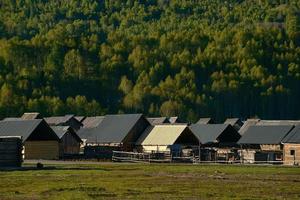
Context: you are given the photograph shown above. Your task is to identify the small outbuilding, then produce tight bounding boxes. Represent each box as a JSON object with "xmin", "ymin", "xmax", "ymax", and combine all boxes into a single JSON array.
[
  {"xmin": 0, "ymin": 119, "xmax": 60, "ymax": 160},
  {"xmin": 51, "ymin": 126, "xmax": 82, "ymax": 158},
  {"xmin": 282, "ymin": 126, "xmax": 300, "ymax": 165}
]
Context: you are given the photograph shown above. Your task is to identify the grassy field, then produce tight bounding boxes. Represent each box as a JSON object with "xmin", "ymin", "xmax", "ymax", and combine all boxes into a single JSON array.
[{"xmin": 0, "ymin": 163, "xmax": 300, "ymax": 200}]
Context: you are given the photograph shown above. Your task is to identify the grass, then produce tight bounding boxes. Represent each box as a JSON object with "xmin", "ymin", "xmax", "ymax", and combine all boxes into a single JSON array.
[{"xmin": 0, "ymin": 163, "xmax": 300, "ymax": 199}]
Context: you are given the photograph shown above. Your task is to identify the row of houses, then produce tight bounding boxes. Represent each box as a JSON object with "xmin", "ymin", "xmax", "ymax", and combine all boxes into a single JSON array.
[{"xmin": 0, "ymin": 113, "xmax": 300, "ymax": 166}]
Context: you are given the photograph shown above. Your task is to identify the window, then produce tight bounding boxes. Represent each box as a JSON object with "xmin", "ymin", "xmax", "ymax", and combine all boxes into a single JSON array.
[{"xmin": 290, "ymin": 150, "xmax": 295, "ymax": 156}]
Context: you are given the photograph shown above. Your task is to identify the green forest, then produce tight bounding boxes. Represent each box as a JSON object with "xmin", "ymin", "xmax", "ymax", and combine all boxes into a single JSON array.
[{"xmin": 0, "ymin": 0, "xmax": 300, "ymax": 122}]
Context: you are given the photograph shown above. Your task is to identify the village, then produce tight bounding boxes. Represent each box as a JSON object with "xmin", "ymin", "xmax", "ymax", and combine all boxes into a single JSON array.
[{"xmin": 1, "ymin": 112, "xmax": 300, "ymax": 168}]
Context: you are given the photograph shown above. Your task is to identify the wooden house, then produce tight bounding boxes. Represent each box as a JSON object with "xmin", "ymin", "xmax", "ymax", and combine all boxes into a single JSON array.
[
  {"xmin": 78, "ymin": 114, "xmax": 150, "ymax": 158},
  {"xmin": 282, "ymin": 126, "xmax": 300, "ymax": 165},
  {"xmin": 51, "ymin": 126, "xmax": 82, "ymax": 158},
  {"xmin": 0, "ymin": 119, "xmax": 60, "ymax": 160},
  {"xmin": 45, "ymin": 115, "xmax": 82, "ymax": 131},
  {"xmin": 238, "ymin": 125, "xmax": 294, "ymax": 163},
  {"xmin": 136, "ymin": 124, "xmax": 199, "ymax": 156},
  {"xmin": 189, "ymin": 124, "xmax": 241, "ymax": 161}
]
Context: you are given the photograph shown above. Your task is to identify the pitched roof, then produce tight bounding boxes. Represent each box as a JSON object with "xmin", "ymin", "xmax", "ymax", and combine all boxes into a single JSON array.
[
  {"xmin": 239, "ymin": 119, "xmax": 260, "ymax": 135},
  {"xmin": 282, "ymin": 126, "xmax": 300, "ymax": 143},
  {"xmin": 224, "ymin": 118, "xmax": 242, "ymax": 126},
  {"xmin": 51, "ymin": 126, "xmax": 82, "ymax": 142},
  {"xmin": 78, "ymin": 114, "xmax": 147, "ymax": 144},
  {"xmin": 238, "ymin": 125, "xmax": 294, "ymax": 145},
  {"xmin": 21, "ymin": 112, "xmax": 42, "ymax": 120},
  {"xmin": 169, "ymin": 117, "xmax": 181, "ymax": 124},
  {"xmin": 147, "ymin": 117, "xmax": 169, "ymax": 125},
  {"xmin": 75, "ymin": 116, "xmax": 86, "ymax": 123},
  {"xmin": 44, "ymin": 115, "xmax": 81, "ymax": 126},
  {"xmin": 196, "ymin": 118, "xmax": 214, "ymax": 124},
  {"xmin": 82, "ymin": 116, "xmax": 105, "ymax": 128},
  {"xmin": 256, "ymin": 120, "xmax": 300, "ymax": 126},
  {"xmin": 0, "ymin": 119, "xmax": 58, "ymax": 142},
  {"xmin": 136, "ymin": 125, "xmax": 194, "ymax": 146},
  {"xmin": 189, "ymin": 124, "xmax": 237, "ymax": 144}
]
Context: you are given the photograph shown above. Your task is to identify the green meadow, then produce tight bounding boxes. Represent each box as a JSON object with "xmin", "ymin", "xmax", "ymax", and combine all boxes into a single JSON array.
[{"xmin": 0, "ymin": 163, "xmax": 300, "ymax": 199}]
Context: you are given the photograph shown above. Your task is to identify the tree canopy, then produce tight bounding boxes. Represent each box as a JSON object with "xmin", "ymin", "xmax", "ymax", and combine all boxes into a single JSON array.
[{"xmin": 0, "ymin": 0, "xmax": 300, "ymax": 122}]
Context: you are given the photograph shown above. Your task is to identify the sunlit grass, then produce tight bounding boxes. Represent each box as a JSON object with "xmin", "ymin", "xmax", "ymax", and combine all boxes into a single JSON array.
[{"xmin": 0, "ymin": 163, "xmax": 300, "ymax": 199}]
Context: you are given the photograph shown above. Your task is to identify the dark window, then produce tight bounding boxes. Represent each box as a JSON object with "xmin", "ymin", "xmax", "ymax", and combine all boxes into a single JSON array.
[{"xmin": 290, "ymin": 150, "xmax": 295, "ymax": 156}]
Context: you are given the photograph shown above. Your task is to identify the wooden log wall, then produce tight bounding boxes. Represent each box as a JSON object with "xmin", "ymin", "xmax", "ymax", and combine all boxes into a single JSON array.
[{"xmin": 0, "ymin": 137, "xmax": 22, "ymax": 167}]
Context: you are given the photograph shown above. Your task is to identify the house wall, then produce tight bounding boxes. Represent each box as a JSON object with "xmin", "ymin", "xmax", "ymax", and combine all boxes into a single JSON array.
[
  {"xmin": 260, "ymin": 144, "xmax": 281, "ymax": 151},
  {"xmin": 59, "ymin": 132, "xmax": 80, "ymax": 157},
  {"xmin": 238, "ymin": 149, "xmax": 256, "ymax": 163},
  {"xmin": 140, "ymin": 145, "xmax": 169, "ymax": 153},
  {"xmin": 283, "ymin": 143, "xmax": 300, "ymax": 165},
  {"xmin": 24, "ymin": 141, "xmax": 59, "ymax": 160}
]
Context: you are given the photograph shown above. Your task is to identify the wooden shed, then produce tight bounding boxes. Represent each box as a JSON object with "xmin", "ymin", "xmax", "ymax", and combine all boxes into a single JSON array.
[
  {"xmin": 51, "ymin": 126, "xmax": 82, "ymax": 158},
  {"xmin": 0, "ymin": 136, "xmax": 23, "ymax": 167},
  {"xmin": 0, "ymin": 119, "xmax": 60, "ymax": 160}
]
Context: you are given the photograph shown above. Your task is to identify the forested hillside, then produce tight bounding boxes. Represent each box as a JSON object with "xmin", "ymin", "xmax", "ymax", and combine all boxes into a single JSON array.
[{"xmin": 0, "ymin": 0, "xmax": 300, "ymax": 121}]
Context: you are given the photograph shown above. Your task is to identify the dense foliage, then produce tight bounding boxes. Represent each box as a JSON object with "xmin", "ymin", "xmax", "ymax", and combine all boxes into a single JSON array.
[{"xmin": 0, "ymin": 0, "xmax": 300, "ymax": 121}]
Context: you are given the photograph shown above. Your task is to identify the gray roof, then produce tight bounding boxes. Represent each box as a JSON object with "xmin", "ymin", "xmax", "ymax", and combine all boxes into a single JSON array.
[
  {"xmin": 224, "ymin": 118, "xmax": 242, "ymax": 126},
  {"xmin": 147, "ymin": 117, "xmax": 169, "ymax": 125},
  {"xmin": 45, "ymin": 115, "xmax": 74, "ymax": 124},
  {"xmin": 256, "ymin": 120, "xmax": 300, "ymax": 126},
  {"xmin": 78, "ymin": 114, "xmax": 147, "ymax": 144},
  {"xmin": 238, "ymin": 125, "xmax": 294, "ymax": 145},
  {"xmin": 75, "ymin": 116, "xmax": 86, "ymax": 123},
  {"xmin": 189, "ymin": 124, "xmax": 235, "ymax": 144},
  {"xmin": 169, "ymin": 117, "xmax": 180, "ymax": 124},
  {"xmin": 21, "ymin": 112, "xmax": 42, "ymax": 120},
  {"xmin": 282, "ymin": 126, "xmax": 300, "ymax": 143},
  {"xmin": 82, "ymin": 116, "xmax": 105, "ymax": 128},
  {"xmin": 51, "ymin": 126, "xmax": 82, "ymax": 142},
  {"xmin": 0, "ymin": 119, "xmax": 58, "ymax": 142},
  {"xmin": 45, "ymin": 115, "xmax": 81, "ymax": 125},
  {"xmin": 239, "ymin": 119, "xmax": 260, "ymax": 135},
  {"xmin": 196, "ymin": 118, "xmax": 213, "ymax": 124}
]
